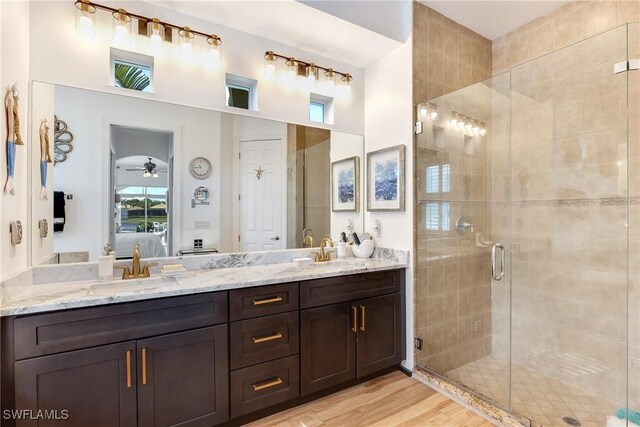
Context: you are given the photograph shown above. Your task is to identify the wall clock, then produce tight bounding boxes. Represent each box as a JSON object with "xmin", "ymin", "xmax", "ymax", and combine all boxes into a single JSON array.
[{"xmin": 189, "ymin": 157, "xmax": 212, "ymax": 180}]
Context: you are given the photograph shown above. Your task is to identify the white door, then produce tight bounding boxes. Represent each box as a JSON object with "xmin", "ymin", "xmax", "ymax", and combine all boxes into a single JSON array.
[{"xmin": 240, "ymin": 139, "xmax": 283, "ymax": 251}]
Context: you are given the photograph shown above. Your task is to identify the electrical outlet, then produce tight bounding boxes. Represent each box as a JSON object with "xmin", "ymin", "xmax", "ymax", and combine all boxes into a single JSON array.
[
  {"xmin": 194, "ymin": 221, "xmax": 211, "ymax": 230},
  {"xmin": 631, "ymin": 358, "xmax": 640, "ymax": 369},
  {"xmin": 474, "ymin": 320, "xmax": 482, "ymax": 332},
  {"xmin": 414, "ymin": 337, "xmax": 423, "ymax": 351}
]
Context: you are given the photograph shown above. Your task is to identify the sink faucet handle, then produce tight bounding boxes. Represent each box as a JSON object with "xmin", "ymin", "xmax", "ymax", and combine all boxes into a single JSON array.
[
  {"xmin": 141, "ymin": 262, "xmax": 159, "ymax": 278},
  {"xmin": 114, "ymin": 265, "xmax": 132, "ymax": 279}
]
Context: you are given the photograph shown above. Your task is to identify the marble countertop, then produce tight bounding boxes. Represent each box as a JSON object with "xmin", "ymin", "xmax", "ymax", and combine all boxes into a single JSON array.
[{"xmin": 0, "ymin": 258, "xmax": 407, "ymax": 317}]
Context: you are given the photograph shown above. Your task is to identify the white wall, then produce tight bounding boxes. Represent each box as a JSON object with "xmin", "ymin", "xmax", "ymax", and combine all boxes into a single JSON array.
[
  {"xmin": 1, "ymin": 1, "xmax": 30, "ymax": 278},
  {"xmin": 28, "ymin": 1, "xmax": 364, "ymax": 135},
  {"xmin": 363, "ymin": 39, "xmax": 414, "ymax": 368},
  {"xmin": 330, "ymin": 131, "xmax": 364, "ymax": 238},
  {"xmin": 53, "ymin": 86, "xmax": 221, "ymax": 260}
]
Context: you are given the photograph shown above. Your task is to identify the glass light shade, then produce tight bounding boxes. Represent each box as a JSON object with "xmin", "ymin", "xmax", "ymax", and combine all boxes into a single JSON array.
[
  {"xmin": 417, "ymin": 103, "xmax": 428, "ymax": 118},
  {"xmin": 338, "ymin": 73, "xmax": 352, "ymax": 97},
  {"xmin": 464, "ymin": 120, "xmax": 472, "ymax": 131},
  {"xmin": 75, "ymin": 1, "xmax": 97, "ymax": 40},
  {"xmin": 283, "ymin": 58, "xmax": 298, "ymax": 86},
  {"xmin": 306, "ymin": 64, "xmax": 317, "ymax": 82},
  {"xmin": 112, "ymin": 8, "xmax": 132, "ymax": 47},
  {"xmin": 147, "ymin": 19, "xmax": 165, "ymax": 55},
  {"xmin": 472, "ymin": 121, "xmax": 480, "ymax": 134},
  {"xmin": 205, "ymin": 35, "xmax": 222, "ymax": 69},
  {"xmin": 178, "ymin": 26, "xmax": 195, "ymax": 62},
  {"xmin": 430, "ymin": 110, "xmax": 438, "ymax": 120},
  {"xmin": 323, "ymin": 69, "xmax": 336, "ymax": 90},
  {"xmin": 264, "ymin": 51, "xmax": 277, "ymax": 79},
  {"xmin": 143, "ymin": 171, "xmax": 151, "ymax": 178},
  {"xmin": 479, "ymin": 126, "xmax": 487, "ymax": 136}
]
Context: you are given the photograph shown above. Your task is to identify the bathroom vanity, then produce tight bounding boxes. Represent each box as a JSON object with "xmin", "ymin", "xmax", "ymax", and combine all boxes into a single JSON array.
[{"xmin": 0, "ymin": 261, "xmax": 406, "ymax": 426}]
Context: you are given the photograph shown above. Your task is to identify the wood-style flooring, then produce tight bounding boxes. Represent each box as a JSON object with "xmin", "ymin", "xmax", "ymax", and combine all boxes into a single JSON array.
[{"xmin": 245, "ymin": 371, "xmax": 495, "ymax": 427}]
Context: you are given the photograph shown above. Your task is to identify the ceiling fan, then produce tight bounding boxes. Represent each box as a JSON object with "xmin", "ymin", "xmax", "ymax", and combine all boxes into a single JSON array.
[{"xmin": 125, "ymin": 157, "xmax": 167, "ymax": 177}]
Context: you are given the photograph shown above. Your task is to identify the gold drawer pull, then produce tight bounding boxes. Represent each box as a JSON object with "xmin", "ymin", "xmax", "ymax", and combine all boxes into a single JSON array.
[
  {"xmin": 252, "ymin": 377, "xmax": 283, "ymax": 391},
  {"xmin": 252, "ymin": 296, "xmax": 283, "ymax": 306},
  {"xmin": 252, "ymin": 332, "xmax": 283, "ymax": 344},
  {"xmin": 360, "ymin": 305, "xmax": 365, "ymax": 332},
  {"xmin": 352, "ymin": 305, "xmax": 357, "ymax": 333},
  {"xmin": 126, "ymin": 350, "xmax": 132, "ymax": 388},
  {"xmin": 142, "ymin": 347, "xmax": 147, "ymax": 385}
]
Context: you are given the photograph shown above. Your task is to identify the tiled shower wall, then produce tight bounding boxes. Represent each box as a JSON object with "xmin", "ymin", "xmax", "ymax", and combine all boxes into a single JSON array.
[{"xmin": 413, "ymin": 2, "xmax": 494, "ymax": 373}]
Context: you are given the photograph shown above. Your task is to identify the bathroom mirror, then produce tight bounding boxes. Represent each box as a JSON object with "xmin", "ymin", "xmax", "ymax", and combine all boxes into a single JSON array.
[{"xmin": 30, "ymin": 82, "xmax": 364, "ymax": 264}]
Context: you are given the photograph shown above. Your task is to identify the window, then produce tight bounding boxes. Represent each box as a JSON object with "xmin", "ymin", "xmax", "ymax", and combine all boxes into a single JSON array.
[
  {"xmin": 116, "ymin": 186, "xmax": 167, "ymax": 233},
  {"xmin": 309, "ymin": 101, "xmax": 325, "ymax": 123},
  {"xmin": 226, "ymin": 74, "xmax": 258, "ymax": 110},
  {"xmin": 425, "ymin": 163, "xmax": 451, "ymax": 232},
  {"xmin": 309, "ymin": 93, "xmax": 334, "ymax": 124},
  {"xmin": 110, "ymin": 48, "xmax": 153, "ymax": 93}
]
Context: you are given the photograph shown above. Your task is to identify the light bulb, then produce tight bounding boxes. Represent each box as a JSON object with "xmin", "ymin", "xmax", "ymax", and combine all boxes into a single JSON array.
[
  {"xmin": 282, "ymin": 58, "xmax": 298, "ymax": 87},
  {"xmin": 205, "ymin": 35, "xmax": 222, "ymax": 69},
  {"xmin": 112, "ymin": 9, "xmax": 132, "ymax": 47},
  {"xmin": 430, "ymin": 110, "xmax": 438, "ymax": 120},
  {"xmin": 75, "ymin": 0, "xmax": 96, "ymax": 40},
  {"xmin": 264, "ymin": 51, "xmax": 277, "ymax": 80},
  {"xmin": 457, "ymin": 119, "xmax": 465, "ymax": 129},
  {"xmin": 472, "ymin": 122, "xmax": 480, "ymax": 134},
  {"xmin": 324, "ymin": 69, "xmax": 336, "ymax": 91},
  {"xmin": 178, "ymin": 27, "xmax": 195, "ymax": 62},
  {"xmin": 450, "ymin": 117, "xmax": 458, "ymax": 127},
  {"xmin": 464, "ymin": 120, "xmax": 472, "ymax": 131},
  {"xmin": 147, "ymin": 19, "xmax": 165, "ymax": 55},
  {"xmin": 479, "ymin": 127, "xmax": 487, "ymax": 136},
  {"xmin": 306, "ymin": 64, "xmax": 317, "ymax": 82},
  {"xmin": 417, "ymin": 103, "xmax": 428, "ymax": 118}
]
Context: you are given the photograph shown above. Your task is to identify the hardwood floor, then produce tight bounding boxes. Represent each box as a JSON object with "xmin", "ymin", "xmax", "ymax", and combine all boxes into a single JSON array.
[{"xmin": 244, "ymin": 371, "xmax": 495, "ymax": 427}]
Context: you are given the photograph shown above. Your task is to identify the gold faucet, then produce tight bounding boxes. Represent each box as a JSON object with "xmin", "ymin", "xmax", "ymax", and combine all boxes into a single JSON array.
[
  {"xmin": 315, "ymin": 237, "xmax": 333, "ymax": 262},
  {"xmin": 303, "ymin": 235, "xmax": 315, "ymax": 248},
  {"xmin": 114, "ymin": 244, "xmax": 158, "ymax": 279}
]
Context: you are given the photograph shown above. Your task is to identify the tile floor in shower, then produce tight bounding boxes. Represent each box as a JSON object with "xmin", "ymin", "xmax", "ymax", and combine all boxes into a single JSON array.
[{"xmin": 447, "ymin": 355, "xmax": 619, "ymax": 427}]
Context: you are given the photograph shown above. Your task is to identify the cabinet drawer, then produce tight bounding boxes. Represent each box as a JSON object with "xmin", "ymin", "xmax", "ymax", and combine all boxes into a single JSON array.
[
  {"xmin": 300, "ymin": 270, "xmax": 402, "ymax": 309},
  {"xmin": 230, "ymin": 355, "xmax": 299, "ymax": 418},
  {"xmin": 14, "ymin": 292, "xmax": 227, "ymax": 360},
  {"xmin": 230, "ymin": 283, "xmax": 298, "ymax": 321},
  {"xmin": 230, "ymin": 311, "xmax": 299, "ymax": 369}
]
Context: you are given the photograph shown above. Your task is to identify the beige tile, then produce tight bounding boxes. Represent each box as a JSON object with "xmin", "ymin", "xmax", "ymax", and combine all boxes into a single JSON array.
[
  {"xmin": 427, "ymin": 20, "xmax": 444, "ymax": 53},
  {"xmin": 553, "ymin": 7, "xmax": 584, "ymax": 49},
  {"xmin": 582, "ymin": 0, "xmax": 619, "ymax": 37},
  {"xmin": 527, "ymin": 22, "xmax": 554, "ymax": 59},
  {"xmin": 426, "ymin": 50, "xmax": 443, "ymax": 83},
  {"xmin": 506, "ymin": 34, "xmax": 529, "ymax": 68},
  {"xmin": 619, "ymin": 0, "xmax": 640, "ymax": 24}
]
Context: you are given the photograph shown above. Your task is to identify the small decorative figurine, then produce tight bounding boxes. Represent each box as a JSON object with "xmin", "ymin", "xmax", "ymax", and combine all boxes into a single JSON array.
[
  {"xmin": 4, "ymin": 84, "xmax": 24, "ymax": 195},
  {"xmin": 40, "ymin": 119, "xmax": 53, "ymax": 200}
]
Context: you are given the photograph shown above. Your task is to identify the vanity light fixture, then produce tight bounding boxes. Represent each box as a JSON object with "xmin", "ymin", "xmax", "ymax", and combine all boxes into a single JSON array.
[
  {"xmin": 263, "ymin": 50, "xmax": 353, "ymax": 95},
  {"xmin": 112, "ymin": 8, "xmax": 132, "ymax": 47},
  {"xmin": 73, "ymin": 1, "xmax": 222, "ymax": 64},
  {"xmin": 75, "ymin": 0, "xmax": 97, "ymax": 40},
  {"xmin": 449, "ymin": 111, "xmax": 486, "ymax": 135},
  {"xmin": 417, "ymin": 102, "xmax": 438, "ymax": 120}
]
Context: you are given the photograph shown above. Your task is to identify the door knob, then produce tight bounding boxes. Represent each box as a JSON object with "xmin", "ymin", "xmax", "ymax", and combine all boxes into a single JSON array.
[{"xmin": 270, "ymin": 236, "xmax": 280, "ymax": 241}]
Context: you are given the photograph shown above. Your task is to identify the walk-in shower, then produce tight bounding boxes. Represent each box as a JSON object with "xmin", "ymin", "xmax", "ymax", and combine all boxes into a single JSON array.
[{"xmin": 414, "ymin": 23, "xmax": 639, "ymax": 427}]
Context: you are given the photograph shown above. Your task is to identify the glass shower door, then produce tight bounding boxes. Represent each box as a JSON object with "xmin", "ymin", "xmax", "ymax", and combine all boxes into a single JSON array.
[{"xmin": 508, "ymin": 25, "xmax": 630, "ymax": 427}]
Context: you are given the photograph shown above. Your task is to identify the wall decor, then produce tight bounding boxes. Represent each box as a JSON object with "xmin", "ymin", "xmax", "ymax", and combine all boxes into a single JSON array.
[
  {"xmin": 54, "ymin": 115, "xmax": 74, "ymax": 163},
  {"xmin": 367, "ymin": 145, "xmax": 405, "ymax": 212},
  {"xmin": 10, "ymin": 220, "xmax": 23, "ymax": 245},
  {"xmin": 40, "ymin": 119, "xmax": 53, "ymax": 200},
  {"xmin": 331, "ymin": 156, "xmax": 359, "ymax": 212},
  {"xmin": 4, "ymin": 84, "xmax": 24, "ymax": 195},
  {"xmin": 189, "ymin": 157, "xmax": 212, "ymax": 180}
]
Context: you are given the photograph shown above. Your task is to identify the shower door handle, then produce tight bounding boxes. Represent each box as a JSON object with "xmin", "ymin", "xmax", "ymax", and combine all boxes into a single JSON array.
[{"xmin": 491, "ymin": 243, "xmax": 505, "ymax": 281}]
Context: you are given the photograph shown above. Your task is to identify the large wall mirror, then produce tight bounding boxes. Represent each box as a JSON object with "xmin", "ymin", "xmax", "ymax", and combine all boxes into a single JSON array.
[{"xmin": 30, "ymin": 82, "xmax": 364, "ymax": 264}]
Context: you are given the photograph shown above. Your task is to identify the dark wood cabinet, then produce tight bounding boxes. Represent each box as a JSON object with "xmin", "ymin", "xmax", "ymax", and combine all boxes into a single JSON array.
[
  {"xmin": 14, "ymin": 341, "xmax": 137, "ymax": 427},
  {"xmin": 356, "ymin": 293, "xmax": 403, "ymax": 378},
  {"xmin": 137, "ymin": 326, "xmax": 229, "ymax": 427},
  {"xmin": 300, "ymin": 302, "xmax": 357, "ymax": 395},
  {"xmin": 2, "ymin": 268, "xmax": 405, "ymax": 426}
]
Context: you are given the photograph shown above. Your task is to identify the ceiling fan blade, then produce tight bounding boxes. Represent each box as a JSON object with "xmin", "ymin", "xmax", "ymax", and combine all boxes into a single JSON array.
[{"xmin": 125, "ymin": 168, "xmax": 146, "ymax": 171}]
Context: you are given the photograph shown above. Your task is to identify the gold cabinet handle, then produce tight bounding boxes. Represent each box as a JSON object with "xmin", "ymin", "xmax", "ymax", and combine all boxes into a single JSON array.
[
  {"xmin": 252, "ymin": 296, "xmax": 283, "ymax": 305},
  {"xmin": 360, "ymin": 305, "xmax": 365, "ymax": 332},
  {"xmin": 126, "ymin": 350, "xmax": 132, "ymax": 388},
  {"xmin": 252, "ymin": 332, "xmax": 283, "ymax": 344},
  {"xmin": 141, "ymin": 347, "xmax": 147, "ymax": 385},
  {"xmin": 352, "ymin": 305, "xmax": 357, "ymax": 333},
  {"xmin": 252, "ymin": 377, "xmax": 283, "ymax": 391}
]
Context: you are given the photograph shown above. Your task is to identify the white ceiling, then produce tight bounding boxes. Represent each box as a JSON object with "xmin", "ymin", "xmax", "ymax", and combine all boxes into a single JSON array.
[
  {"xmin": 150, "ymin": 1, "xmax": 403, "ymax": 67},
  {"xmin": 421, "ymin": 1, "xmax": 569, "ymax": 40}
]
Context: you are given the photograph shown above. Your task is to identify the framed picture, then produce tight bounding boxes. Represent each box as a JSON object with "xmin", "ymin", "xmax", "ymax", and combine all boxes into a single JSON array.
[
  {"xmin": 367, "ymin": 145, "xmax": 405, "ymax": 212},
  {"xmin": 331, "ymin": 156, "xmax": 360, "ymax": 212}
]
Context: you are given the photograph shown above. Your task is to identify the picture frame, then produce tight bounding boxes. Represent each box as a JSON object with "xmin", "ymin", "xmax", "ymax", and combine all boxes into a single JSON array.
[
  {"xmin": 367, "ymin": 145, "xmax": 405, "ymax": 212},
  {"xmin": 331, "ymin": 156, "xmax": 360, "ymax": 212}
]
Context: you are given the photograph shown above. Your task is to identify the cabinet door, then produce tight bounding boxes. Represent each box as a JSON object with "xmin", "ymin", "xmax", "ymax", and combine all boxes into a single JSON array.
[
  {"xmin": 357, "ymin": 293, "xmax": 403, "ymax": 378},
  {"xmin": 137, "ymin": 326, "xmax": 229, "ymax": 427},
  {"xmin": 300, "ymin": 302, "xmax": 356, "ymax": 396},
  {"xmin": 14, "ymin": 341, "xmax": 137, "ymax": 427}
]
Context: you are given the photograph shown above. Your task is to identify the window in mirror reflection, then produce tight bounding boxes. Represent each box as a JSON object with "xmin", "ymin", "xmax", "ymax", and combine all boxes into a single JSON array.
[
  {"xmin": 226, "ymin": 84, "xmax": 250, "ymax": 109},
  {"xmin": 113, "ymin": 60, "xmax": 152, "ymax": 93},
  {"xmin": 116, "ymin": 186, "xmax": 168, "ymax": 238},
  {"xmin": 426, "ymin": 202, "xmax": 450, "ymax": 231},
  {"xmin": 425, "ymin": 163, "xmax": 450, "ymax": 232}
]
